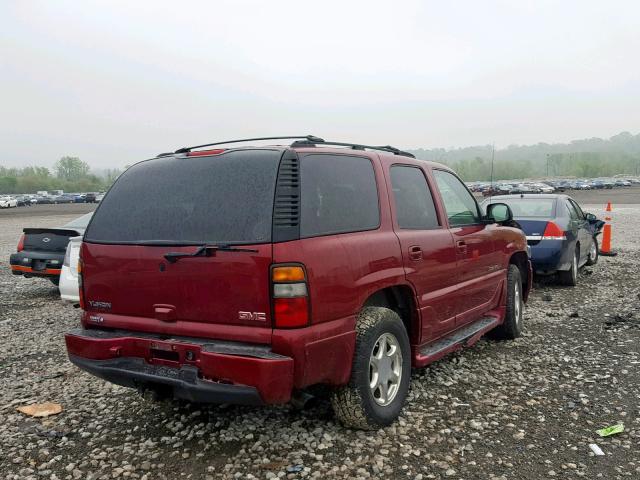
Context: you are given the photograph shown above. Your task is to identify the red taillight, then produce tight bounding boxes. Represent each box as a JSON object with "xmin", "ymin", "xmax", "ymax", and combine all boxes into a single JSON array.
[
  {"xmin": 77, "ymin": 256, "xmax": 85, "ymax": 309},
  {"xmin": 273, "ymin": 297, "xmax": 309, "ymax": 328},
  {"xmin": 186, "ymin": 149, "xmax": 226, "ymax": 157},
  {"xmin": 542, "ymin": 221, "xmax": 566, "ymax": 240},
  {"xmin": 271, "ymin": 264, "xmax": 309, "ymax": 328},
  {"xmin": 17, "ymin": 234, "xmax": 25, "ymax": 252}
]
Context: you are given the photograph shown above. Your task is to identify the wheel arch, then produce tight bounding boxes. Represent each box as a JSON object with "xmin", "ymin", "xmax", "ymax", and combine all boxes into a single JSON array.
[
  {"xmin": 363, "ymin": 285, "xmax": 419, "ymax": 343},
  {"xmin": 509, "ymin": 251, "xmax": 531, "ymax": 302}
]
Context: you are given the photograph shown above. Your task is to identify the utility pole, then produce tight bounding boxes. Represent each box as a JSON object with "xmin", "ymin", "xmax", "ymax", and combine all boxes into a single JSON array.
[{"xmin": 546, "ymin": 153, "xmax": 550, "ymax": 178}]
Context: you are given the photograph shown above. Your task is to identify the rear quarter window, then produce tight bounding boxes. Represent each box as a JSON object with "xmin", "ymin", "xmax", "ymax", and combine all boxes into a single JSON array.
[{"xmin": 300, "ymin": 154, "xmax": 379, "ymax": 237}]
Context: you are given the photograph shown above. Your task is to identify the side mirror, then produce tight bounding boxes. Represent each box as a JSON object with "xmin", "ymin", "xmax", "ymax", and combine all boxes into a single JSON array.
[
  {"xmin": 585, "ymin": 212, "xmax": 597, "ymax": 222},
  {"xmin": 486, "ymin": 202, "xmax": 514, "ymax": 224}
]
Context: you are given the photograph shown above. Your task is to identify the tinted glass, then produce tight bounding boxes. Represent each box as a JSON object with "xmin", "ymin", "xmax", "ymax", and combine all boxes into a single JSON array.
[
  {"xmin": 300, "ymin": 154, "xmax": 379, "ymax": 237},
  {"xmin": 569, "ymin": 199, "xmax": 585, "ymax": 219},
  {"xmin": 483, "ymin": 198, "xmax": 556, "ymax": 218},
  {"xmin": 85, "ymin": 150, "xmax": 281, "ymax": 244},
  {"xmin": 433, "ymin": 170, "xmax": 480, "ymax": 226},
  {"xmin": 390, "ymin": 166, "xmax": 439, "ymax": 229},
  {"xmin": 566, "ymin": 201, "xmax": 581, "ymax": 220}
]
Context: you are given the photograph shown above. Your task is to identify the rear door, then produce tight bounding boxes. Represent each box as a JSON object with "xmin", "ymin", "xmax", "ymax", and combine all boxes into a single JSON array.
[
  {"xmin": 432, "ymin": 170, "xmax": 503, "ymax": 326},
  {"xmin": 388, "ymin": 164, "xmax": 459, "ymax": 342},
  {"xmin": 81, "ymin": 149, "xmax": 283, "ymax": 334},
  {"xmin": 567, "ymin": 198, "xmax": 592, "ymax": 266}
]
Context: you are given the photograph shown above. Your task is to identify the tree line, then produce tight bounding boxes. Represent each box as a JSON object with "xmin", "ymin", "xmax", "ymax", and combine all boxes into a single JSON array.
[
  {"xmin": 0, "ymin": 157, "xmax": 121, "ymax": 194},
  {"xmin": 408, "ymin": 131, "xmax": 640, "ymax": 181},
  {"xmin": 2, "ymin": 132, "xmax": 640, "ymax": 193}
]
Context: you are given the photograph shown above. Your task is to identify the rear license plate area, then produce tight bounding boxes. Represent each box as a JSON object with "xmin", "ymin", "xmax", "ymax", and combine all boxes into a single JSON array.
[{"xmin": 150, "ymin": 348, "xmax": 180, "ymax": 363}]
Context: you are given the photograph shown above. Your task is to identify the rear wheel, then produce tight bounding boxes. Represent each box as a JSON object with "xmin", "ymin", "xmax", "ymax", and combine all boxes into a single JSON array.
[
  {"xmin": 558, "ymin": 247, "xmax": 578, "ymax": 286},
  {"xmin": 586, "ymin": 237, "xmax": 599, "ymax": 266},
  {"xmin": 490, "ymin": 264, "xmax": 523, "ymax": 340},
  {"xmin": 331, "ymin": 307, "xmax": 411, "ymax": 430}
]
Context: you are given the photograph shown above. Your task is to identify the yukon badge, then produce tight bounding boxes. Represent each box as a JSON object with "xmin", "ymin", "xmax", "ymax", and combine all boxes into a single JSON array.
[
  {"xmin": 239, "ymin": 311, "xmax": 266, "ymax": 322},
  {"xmin": 88, "ymin": 300, "xmax": 112, "ymax": 310}
]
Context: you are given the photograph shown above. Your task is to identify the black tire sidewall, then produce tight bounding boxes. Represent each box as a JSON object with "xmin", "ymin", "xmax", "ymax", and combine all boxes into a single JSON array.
[
  {"xmin": 353, "ymin": 310, "xmax": 411, "ymax": 427},
  {"xmin": 587, "ymin": 237, "xmax": 599, "ymax": 265},
  {"xmin": 504, "ymin": 265, "xmax": 523, "ymax": 338}
]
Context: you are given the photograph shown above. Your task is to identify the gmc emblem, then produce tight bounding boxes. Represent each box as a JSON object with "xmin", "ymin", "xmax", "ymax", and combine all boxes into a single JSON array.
[{"xmin": 238, "ymin": 311, "xmax": 266, "ymax": 322}]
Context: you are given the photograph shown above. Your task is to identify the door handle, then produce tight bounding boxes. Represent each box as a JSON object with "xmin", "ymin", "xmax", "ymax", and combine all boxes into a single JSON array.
[
  {"xmin": 409, "ymin": 245, "xmax": 422, "ymax": 261},
  {"xmin": 456, "ymin": 240, "xmax": 468, "ymax": 254}
]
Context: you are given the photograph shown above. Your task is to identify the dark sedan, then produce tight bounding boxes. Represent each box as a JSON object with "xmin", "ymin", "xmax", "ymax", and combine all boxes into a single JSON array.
[
  {"xmin": 9, "ymin": 213, "xmax": 93, "ymax": 286},
  {"xmin": 482, "ymin": 194, "xmax": 603, "ymax": 286}
]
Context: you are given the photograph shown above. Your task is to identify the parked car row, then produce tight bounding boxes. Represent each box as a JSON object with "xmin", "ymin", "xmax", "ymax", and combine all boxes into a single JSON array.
[
  {"xmin": 0, "ymin": 192, "xmax": 104, "ymax": 208},
  {"xmin": 468, "ymin": 177, "xmax": 639, "ymax": 196},
  {"xmin": 6, "ymin": 136, "xmax": 608, "ymax": 431}
]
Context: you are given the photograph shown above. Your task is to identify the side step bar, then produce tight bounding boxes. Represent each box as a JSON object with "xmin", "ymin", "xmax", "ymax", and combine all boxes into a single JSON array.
[{"xmin": 414, "ymin": 316, "xmax": 500, "ymax": 367}]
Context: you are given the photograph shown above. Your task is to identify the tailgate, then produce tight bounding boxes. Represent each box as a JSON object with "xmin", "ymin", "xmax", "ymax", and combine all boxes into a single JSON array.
[{"xmin": 81, "ymin": 242, "xmax": 273, "ymax": 328}]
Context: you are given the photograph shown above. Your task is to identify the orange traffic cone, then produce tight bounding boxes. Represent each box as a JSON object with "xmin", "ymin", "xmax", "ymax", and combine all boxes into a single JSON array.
[{"xmin": 600, "ymin": 202, "xmax": 617, "ymax": 256}]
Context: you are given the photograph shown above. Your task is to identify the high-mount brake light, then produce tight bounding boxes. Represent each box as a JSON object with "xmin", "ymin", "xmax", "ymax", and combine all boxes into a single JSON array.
[
  {"xmin": 271, "ymin": 264, "xmax": 309, "ymax": 328},
  {"xmin": 185, "ymin": 149, "xmax": 226, "ymax": 157},
  {"xmin": 542, "ymin": 221, "xmax": 566, "ymax": 240},
  {"xmin": 17, "ymin": 234, "xmax": 25, "ymax": 252}
]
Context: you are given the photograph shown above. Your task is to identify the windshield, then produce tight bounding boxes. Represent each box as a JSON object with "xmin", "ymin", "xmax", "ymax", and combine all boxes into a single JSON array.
[
  {"xmin": 84, "ymin": 149, "xmax": 282, "ymax": 244},
  {"xmin": 484, "ymin": 198, "xmax": 556, "ymax": 218}
]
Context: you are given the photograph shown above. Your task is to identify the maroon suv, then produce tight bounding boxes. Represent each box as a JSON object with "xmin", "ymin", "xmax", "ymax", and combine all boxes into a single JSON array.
[{"xmin": 65, "ymin": 136, "xmax": 531, "ymax": 429}]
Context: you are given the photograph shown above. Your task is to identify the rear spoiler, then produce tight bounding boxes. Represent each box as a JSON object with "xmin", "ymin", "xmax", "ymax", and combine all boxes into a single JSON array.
[{"xmin": 23, "ymin": 228, "xmax": 82, "ymax": 236}]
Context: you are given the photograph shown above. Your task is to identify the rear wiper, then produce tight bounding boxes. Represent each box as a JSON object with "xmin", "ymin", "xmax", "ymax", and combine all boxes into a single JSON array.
[{"xmin": 164, "ymin": 244, "xmax": 258, "ymax": 263}]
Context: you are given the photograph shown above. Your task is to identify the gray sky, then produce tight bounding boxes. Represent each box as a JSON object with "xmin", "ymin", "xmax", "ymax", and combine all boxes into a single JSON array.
[{"xmin": 1, "ymin": 0, "xmax": 639, "ymax": 169}]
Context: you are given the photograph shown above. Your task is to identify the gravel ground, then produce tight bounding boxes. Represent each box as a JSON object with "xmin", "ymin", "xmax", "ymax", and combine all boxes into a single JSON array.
[{"xmin": 1, "ymin": 201, "xmax": 639, "ymax": 480}]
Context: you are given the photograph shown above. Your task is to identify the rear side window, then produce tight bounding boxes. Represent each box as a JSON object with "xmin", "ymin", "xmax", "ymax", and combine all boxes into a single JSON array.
[
  {"xmin": 84, "ymin": 150, "xmax": 282, "ymax": 244},
  {"xmin": 300, "ymin": 154, "xmax": 379, "ymax": 237},
  {"xmin": 390, "ymin": 165, "xmax": 439, "ymax": 229},
  {"xmin": 433, "ymin": 170, "xmax": 481, "ymax": 226}
]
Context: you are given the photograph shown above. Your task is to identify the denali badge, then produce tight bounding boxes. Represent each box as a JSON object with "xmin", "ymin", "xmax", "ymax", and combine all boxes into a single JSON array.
[
  {"xmin": 88, "ymin": 300, "xmax": 112, "ymax": 310},
  {"xmin": 239, "ymin": 311, "xmax": 266, "ymax": 322}
]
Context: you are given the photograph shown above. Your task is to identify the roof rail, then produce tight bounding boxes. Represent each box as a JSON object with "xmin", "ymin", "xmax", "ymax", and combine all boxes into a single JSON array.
[
  {"xmin": 172, "ymin": 135, "xmax": 415, "ymax": 158},
  {"xmin": 290, "ymin": 139, "xmax": 415, "ymax": 158},
  {"xmin": 174, "ymin": 135, "xmax": 324, "ymax": 154}
]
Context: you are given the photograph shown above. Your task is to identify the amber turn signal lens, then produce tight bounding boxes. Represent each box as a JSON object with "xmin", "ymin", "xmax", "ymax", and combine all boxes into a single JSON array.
[{"xmin": 272, "ymin": 266, "xmax": 305, "ymax": 282}]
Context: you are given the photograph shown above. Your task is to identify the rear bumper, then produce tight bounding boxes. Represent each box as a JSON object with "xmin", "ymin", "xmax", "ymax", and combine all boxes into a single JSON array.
[
  {"xmin": 68, "ymin": 355, "xmax": 265, "ymax": 405},
  {"xmin": 529, "ymin": 241, "xmax": 571, "ymax": 274},
  {"xmin": 65, "ymin": 328, "xmax": 294, "ymax": 404},
  {"xmin": 9, "ymin": 251, "xmax": 64, "ymax": 277}
]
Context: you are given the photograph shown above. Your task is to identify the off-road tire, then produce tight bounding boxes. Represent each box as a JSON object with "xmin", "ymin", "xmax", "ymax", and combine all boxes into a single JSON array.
[
  {"xmin": 586, "ymin": 237, "xmax": 599, "ymax": 266},
  {"xmin": 331, "ymin": 307, "xmax": 411, "ymax": 430},
  {"xmin": 490, "ymin": 264, "xmax": 523, "ymax": 340},
  {"xmin": 558, "ymin": 247, "xmax": 579, "ymax": 286}
]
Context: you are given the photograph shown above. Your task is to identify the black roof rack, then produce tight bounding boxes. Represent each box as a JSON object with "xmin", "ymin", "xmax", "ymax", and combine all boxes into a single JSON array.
[
  {"xmin": 172, "ymin": 135, "xmax": 414, "ymax": 158},
  {"xmin": 174, "ymin": 136, "xmax": 324, "ymax": 154},
  {"xmin": 290, "ymin": 139, "xmax": 415, "ymax": 158}
]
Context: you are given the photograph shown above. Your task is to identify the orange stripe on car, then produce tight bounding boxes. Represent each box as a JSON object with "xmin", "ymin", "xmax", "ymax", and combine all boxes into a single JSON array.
[{"xmin": 10, "ymin": 265, "xmax": 61, "ymax": 275}]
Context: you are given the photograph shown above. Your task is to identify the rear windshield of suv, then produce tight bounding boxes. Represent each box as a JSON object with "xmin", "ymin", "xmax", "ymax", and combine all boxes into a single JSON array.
[
  {"xmin": 84, "ymin": 149, "xmax": 282, "ymax": 245},
  {"xmin": 483, "ymin": 198, "xmax": 556, "ymax": 218}
]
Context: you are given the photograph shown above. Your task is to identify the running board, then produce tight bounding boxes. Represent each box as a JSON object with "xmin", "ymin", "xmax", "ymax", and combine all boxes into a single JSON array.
[{"xmin": 415, "ymin": 316, "xmax": 500, "ymax": 367}]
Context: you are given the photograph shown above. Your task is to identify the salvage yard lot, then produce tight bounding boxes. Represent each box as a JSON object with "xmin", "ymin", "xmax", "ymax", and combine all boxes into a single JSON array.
[{"xmin": 1, "ymin": 194, "xmax": 639, "ymax": 480}]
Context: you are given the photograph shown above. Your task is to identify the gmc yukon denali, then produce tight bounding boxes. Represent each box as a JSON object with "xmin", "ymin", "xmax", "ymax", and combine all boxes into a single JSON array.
[{"xmin": 65, "ymin": 135, "xmax": 532, "ymax": 429}]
